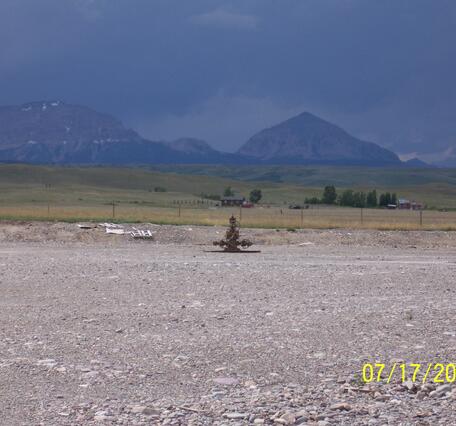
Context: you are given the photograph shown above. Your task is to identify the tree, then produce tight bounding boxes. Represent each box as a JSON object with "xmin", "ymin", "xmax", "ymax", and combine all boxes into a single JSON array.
[
  {"xmin": 353, "ymin": 191, "xmax": 366, "ymax": 208},
  {"xmin": 223, "ymin": 186, "xmax": 234, "ymax": 197},
  {"xmin": 366, "ymin": 190, "xmax": 377, "ymax": 207},
  {"xmin": 249, "ymin": 189, "xmax": 262, "ymax": 204},
  {"xmin": 379, "ymin": 192, "xmax": 392, "ymax": 207},
  {"xmin": 391, "ymin": 193, "xmax": 397, "ymax": 205},
  {"xmin": 339, "ymin": 190, "xmax": 355, "ymax": 207},
  {"xmin": 322, "ymin": 185, "xmax": 337, "ymax": 204}
]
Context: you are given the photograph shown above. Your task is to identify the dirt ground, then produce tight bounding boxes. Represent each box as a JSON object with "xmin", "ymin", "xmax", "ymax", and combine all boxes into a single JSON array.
[{"xmin": 1, "ymin": 222, "xmax": 456, "ymax": 425}]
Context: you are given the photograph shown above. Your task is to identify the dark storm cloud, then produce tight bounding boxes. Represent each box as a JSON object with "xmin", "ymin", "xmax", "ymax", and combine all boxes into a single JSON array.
[{"xmin": 1, "ymin": 0, "xmax": 455, "ymax": 156}]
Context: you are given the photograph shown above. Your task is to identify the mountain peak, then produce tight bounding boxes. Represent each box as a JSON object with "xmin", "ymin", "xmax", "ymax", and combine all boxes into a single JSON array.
[{"xmin": 237, "ymin": 112, "xmax": 400, "ymax": 166}]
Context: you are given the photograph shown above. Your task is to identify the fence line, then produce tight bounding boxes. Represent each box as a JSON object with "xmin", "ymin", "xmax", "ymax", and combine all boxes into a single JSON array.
[{"xmin": 0, "ymin": 202, "xmax": 454, "ymax": 230}]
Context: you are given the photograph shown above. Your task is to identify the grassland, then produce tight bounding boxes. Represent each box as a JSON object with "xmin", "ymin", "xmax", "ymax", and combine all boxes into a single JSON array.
[
  {"xmin": 1, "ymin": 163, "xmax": 456, "ymax": 229},
  {"xmin": 151, "ymin": 164, "xmax": 456, "ymax": 209}
]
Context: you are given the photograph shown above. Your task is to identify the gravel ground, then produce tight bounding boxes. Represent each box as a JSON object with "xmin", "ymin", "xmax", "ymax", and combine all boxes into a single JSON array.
[{"xmin": 1, "ymin": 222, "xmax": 456, "ymax": 425}]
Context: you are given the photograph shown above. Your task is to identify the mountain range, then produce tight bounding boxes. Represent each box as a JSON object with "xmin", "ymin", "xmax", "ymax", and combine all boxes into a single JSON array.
[{"xmin": 0, "ymin": 101, "xmax": 424, "ymax": 167}]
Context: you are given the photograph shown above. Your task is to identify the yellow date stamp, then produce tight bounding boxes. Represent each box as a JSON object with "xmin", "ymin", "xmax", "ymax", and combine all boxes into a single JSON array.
[{"xmin": 362, "ymin": 363, "xmax": 456, "ymax": 384}]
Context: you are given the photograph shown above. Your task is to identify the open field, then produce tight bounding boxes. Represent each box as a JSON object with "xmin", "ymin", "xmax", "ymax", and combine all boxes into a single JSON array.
[
  {"xmin": 2, "ymin": 164, "xmax": 456, "ymax": 230},
  {"xmin": 1, "ymin": 223, "xmax": 456, "ymax": 424},
  {"xmin": 2, "ymin": 164, "xmax": 456, "ymax": 210},
  {"xmin": 1, "ymin": 203, "xmax": 456, "ymax": 231},
  {"xmin": 151, "ymin": 164, "xmax": 456, "ymax": 187}
]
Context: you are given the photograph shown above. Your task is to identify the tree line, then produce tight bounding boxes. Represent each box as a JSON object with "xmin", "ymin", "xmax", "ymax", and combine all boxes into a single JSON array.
[{"xmin": 305, "ymin": 186, "xmax": 398, "ymax": 208}]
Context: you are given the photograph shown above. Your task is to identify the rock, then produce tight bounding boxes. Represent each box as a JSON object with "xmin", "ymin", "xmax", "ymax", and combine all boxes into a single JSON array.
[
  {"xmin": 82, "ymin": 371, "xmax": 99, "ymax": 379},
  {"xmin": 278, "ymin": 411, "xmax": 296, "ymax": 424},
  {"xmin": 430, "ymin": 384, "xmax": 451, "ymax": 398},
  {"xmin": 330, "ymin": 402, "xmax": 352, "ymax": 411},
  {"xmin": 36, "ymin": 359, "xmax": 57, "ymax": 368},
  {"xmin": 142, "ymin": 407, "xmax": 160, "ymax": 416},
  {"xmin": 416, "ymin": 390, "xmax": 427, "ymax": 400},
  {"xmin": 130, "ymin": 405, "xmax": 160, "ymax": 416},
  {"xmin": 374, "ymin": 392, "xmax": 390, "ymax": 401},
  {"xmin": 223, "ymin": 412, "xmax": 249, "ymax": 419},
  {"xmin": 403, "ymin": 380, "xmax": 416, "ymax": 392},
  {"xmin": 94, "ymin": 410, "xmax": 111, "ymax": 421},
  {"xmin": 213, "ymin": 377, "xmax": 239, "ymax": 386}
]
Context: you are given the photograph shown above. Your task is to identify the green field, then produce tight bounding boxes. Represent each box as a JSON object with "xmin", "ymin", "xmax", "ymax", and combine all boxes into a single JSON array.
[
  {"xmin": 1, "ymin": 163, "xmax": 456, "ymax": 229},
  {"xmin": 150, "ymin": 164, "xmax": 456, "ymax": 186}
]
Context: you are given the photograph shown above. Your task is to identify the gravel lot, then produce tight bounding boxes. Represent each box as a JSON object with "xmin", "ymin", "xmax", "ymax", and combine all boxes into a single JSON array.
[{"xmin": 1, "ymin": 222, "xmax": 456, "ymax": 425}]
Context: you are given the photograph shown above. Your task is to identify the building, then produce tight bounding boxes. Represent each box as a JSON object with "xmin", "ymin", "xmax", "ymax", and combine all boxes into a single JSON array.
[
  {"xmin": 398, "ymin": 199, "xmax": 411, "ymax": 209},
  {"xmin": 411, "ymin": 201, "xmax": 424, "ymax": 210},
  {"xmin": 221, "ymin": 196, "xmax": 245, "ymax": 207},
  {"xmin": 398, "ymin": 198, "xmax": 424, "ymax": 210}
]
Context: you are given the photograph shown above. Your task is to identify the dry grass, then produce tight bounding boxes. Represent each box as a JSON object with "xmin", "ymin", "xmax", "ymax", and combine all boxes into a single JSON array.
[{"xmin": 1, "ymin": 203, "xmax": 456, "ymax": 231}]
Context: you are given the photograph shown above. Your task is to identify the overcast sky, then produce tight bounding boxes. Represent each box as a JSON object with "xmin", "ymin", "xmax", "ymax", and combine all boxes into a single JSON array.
[{"xmin": 1, "ymin": 0, "xmax": 455, "ymax": 157}]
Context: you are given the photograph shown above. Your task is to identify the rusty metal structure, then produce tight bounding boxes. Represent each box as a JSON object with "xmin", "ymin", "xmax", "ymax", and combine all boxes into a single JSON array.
[{"xmin": 213, "ymin": 215, "xmax": 253, "ymax": 252}]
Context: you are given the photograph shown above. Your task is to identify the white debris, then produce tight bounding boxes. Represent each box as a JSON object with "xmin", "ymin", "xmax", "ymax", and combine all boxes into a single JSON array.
[
  {"xmin": 106, "ymin": 228, "xmax": 125, "ymax": 235},
  {"xmin": 99, "ymin": 223, "xmax": 123, "ymax": 229},
  {"xmin": 130, "ymin": 228, "xmax": 154, "ymax": 239}
]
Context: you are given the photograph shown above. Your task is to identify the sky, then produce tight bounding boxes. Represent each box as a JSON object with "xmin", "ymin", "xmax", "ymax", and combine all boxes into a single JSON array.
[{"xmin": 1, "ymin": 0, "xmax": 455, "ymax": 158}]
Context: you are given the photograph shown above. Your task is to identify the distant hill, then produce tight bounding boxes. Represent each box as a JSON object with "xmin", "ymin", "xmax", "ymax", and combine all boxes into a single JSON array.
[
  {"xmin": 402, "ymin": 158, "xmax": 433, "ymax": 168},
  {"xmin": 237, "ymin": 112, "xmax": 401, "ymax": 166},
  {"xmin": 0, "ymin": 101, "xmax": 186, "ymax": 164},
  {"xmin": 0, "ymin": 101, "xmax": 404, "ymax": 167},
  {"xmin": 162, "ymin": 138, "xmax": 242, "ymax": 164}
]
